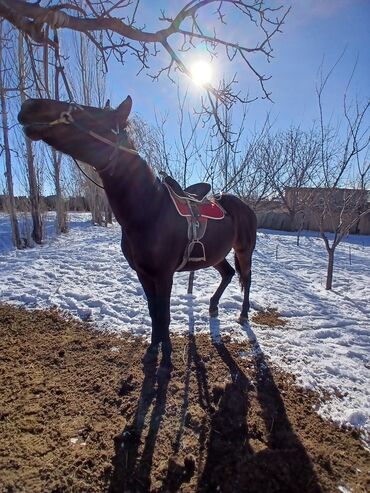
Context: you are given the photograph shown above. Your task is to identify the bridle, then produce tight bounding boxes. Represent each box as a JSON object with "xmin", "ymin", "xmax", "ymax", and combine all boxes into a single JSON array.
[{"xmin": 32, "ymin": 102, "xmax": 139, "ymax": 186}]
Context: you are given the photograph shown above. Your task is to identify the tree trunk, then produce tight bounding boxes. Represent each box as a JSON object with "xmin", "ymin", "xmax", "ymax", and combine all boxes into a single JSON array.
[
  {"xmin": 288, "ymin": 210, "xmax": 296, "ymax": 232},
  {"xmin": 52, "ymin": 32, "xmax": 68, "ymax": 235},
  {"xmin": 326, "ymin": 248, "xmax": 334, "ymax": 290},
  {"xmin": 26, "ymin": 138, "xmax": 43, "ymax": 244},
  {"xmin": 19, "ymin": 32, "xmax": 43, "ymax": 244},
  {"xmin": 0, "ymin": 55, "xmax": 23, "ymax": 249},
  {"xmin": 90, "ymin": 183, "xmax": 103, "ymax": 225},
  {"xmin": 296, "ymin": 229, "xmax": 301, "ymax": 247},
  {"xmin": 52, "ymin": 149, "xmax": 68, "ymax": 234},
  {"xmin": 104, "ymin": 201, "xmax": 113, "ymax": 226}
]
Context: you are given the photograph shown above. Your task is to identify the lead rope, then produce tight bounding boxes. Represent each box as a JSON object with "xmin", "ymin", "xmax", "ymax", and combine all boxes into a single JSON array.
[{"xmin": 72, "ymin": 157, "xmax": 105, "ymax": 189}]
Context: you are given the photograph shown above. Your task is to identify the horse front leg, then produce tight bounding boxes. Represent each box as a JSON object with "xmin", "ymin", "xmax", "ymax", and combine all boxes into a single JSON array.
[
  {"xmin": 137, "ymin": 273, "xmax": 160, "ymax": 363},
  {"xmin": 138, "ymin": 272, "xmax": 173, "ymax": 372},
  {"xmin": 154, "ymin": 277, "xmax": 173, "ymax": 372}
]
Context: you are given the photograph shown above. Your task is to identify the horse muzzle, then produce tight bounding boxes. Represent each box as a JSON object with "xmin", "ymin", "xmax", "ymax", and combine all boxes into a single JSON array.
[
  {"xmin": 18, "ymin": 100, "xmax": 50, "ymax": 140},
  {"xmin": 18, "ymin": 99, "xmax": 39, "ymax": 124},
  {"xmin": 21, "ymin": 124, "xmax": 43, "ymax": 141}
]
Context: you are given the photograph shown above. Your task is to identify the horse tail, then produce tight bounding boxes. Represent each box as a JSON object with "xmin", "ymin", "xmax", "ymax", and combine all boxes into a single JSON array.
[{"xmin": 218, "ymin": 193, "xmax": 257, "ymax": 294}]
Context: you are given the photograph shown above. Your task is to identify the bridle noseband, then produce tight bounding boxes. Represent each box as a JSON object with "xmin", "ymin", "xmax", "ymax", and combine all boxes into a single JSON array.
[{"xmin": 49, "ymin": 105, "xmax": 77, "ymax": 126}]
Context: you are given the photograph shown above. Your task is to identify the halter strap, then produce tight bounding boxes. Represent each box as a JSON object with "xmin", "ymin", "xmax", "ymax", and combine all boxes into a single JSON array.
[
  {"xmin": 41, "ymin": 103, "xmax": 140, "ymax": 186},
  {"xmin": 46, "ymin": 103, "xmax": 139, "ymax": 156}
]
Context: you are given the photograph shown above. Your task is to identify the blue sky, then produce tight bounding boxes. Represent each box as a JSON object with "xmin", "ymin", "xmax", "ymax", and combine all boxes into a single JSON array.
[
  {"xmin": 4, "ymin": 1, "xmax": 369, "ymax": 195},
  {"xmin": 108, "ymin": 0, "xmax": 370, "ymax": 134}
]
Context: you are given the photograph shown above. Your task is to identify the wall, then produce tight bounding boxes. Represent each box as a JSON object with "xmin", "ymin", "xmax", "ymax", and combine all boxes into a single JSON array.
[{"xmin": 255, "ymin": 208, "xmax": 370, "ymax": 235}]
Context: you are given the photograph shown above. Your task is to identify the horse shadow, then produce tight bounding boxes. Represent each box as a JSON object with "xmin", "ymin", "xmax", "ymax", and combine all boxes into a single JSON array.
[
  {"xmin": 109, "ymin": 298, "xmax": 322, "ymax": 492},
  {"xmin": 109, "ymin": 295, "xmax": 205, "ymax": 493},
  {"xmin": 197, "ymin": 318, "xmax": 323, "ymax": 493},
  {"xmin": 109, "ymin": 356, "xmax": 169, "ymax": 493}
]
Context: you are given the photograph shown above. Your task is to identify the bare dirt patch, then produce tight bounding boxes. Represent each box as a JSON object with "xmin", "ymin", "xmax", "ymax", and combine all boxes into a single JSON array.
[
  {"xmin": 251, "ymin": 308, "xmax": 287, "ymax": 327},
  {"xmin": 0, "ymin": 304, "xmax": 368, "ymax": 492}
]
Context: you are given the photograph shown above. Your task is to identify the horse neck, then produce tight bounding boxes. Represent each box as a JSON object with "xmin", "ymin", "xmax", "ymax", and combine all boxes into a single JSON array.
[{"xmin": 99, "ymin": 150, "xmax": 163, "ymax": 229}]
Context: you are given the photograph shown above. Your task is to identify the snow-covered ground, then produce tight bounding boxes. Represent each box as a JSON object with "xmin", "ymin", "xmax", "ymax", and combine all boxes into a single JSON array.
[{"xmin": 1, "ymin": 213, "xmax": 369, "ymax": 440}]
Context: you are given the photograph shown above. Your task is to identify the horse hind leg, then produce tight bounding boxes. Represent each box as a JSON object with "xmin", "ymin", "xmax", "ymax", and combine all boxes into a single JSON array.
[
  {"xmin": 209, "ymin": 259, "xmax": 235, "ymax": 317},
  {"xmin": 234, "ymin": 251, "xmax": 252, "ymax": 324}
]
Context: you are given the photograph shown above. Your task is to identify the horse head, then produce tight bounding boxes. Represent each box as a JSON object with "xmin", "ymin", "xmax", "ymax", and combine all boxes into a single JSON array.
[{"xmin": 18, "ymin": 96, "xmax": 133, "ymax": 168}]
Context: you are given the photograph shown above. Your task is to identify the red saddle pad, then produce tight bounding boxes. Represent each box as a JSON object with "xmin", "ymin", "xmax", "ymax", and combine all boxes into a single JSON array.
[{"xmin": 170, "ymin": 191, "xmax": 225, "ymax": 220}]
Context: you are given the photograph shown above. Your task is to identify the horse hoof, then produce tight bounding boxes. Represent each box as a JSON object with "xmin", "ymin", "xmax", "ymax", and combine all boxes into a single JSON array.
[
  {"xmin": 237, "ymin": 316, "xmax": 248, "ymax": 325},
  {"xmin": 209, "ymin": 308, "xmax": 218, "ymax": 318}
]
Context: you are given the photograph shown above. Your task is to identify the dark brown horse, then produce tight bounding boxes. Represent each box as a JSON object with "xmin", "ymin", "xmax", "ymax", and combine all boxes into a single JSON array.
[{"xmin": 18, "ymin": 96, "xmax": 256, "ymax": 371}]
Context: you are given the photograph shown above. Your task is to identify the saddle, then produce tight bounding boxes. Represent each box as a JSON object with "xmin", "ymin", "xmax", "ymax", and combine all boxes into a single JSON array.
[
  {"xmin": 162, "ymin": 175, "xmax": 225, "ymax": 270},
  {"xmin": 164, "ymin": 175, "xmax": 211, "ymax": 201},
  {"xmin": 163, "ymin": 175, "xmax": 224, "ymax": 220}
]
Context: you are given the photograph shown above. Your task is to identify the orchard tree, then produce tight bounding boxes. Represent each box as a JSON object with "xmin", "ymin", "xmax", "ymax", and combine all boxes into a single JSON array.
[
  {"xmin": 314, "ymin": 60, "xmax": 370, "ymax": 290},
  {"xmin": 262, "ymin": 126, "xmax": 322, "ymax": 230},
  {"xmin": 72, "ymin": 31, "xmax": 113, "ymax": 226},
  {"xmin": 18, "ymin": 30, "xmax": 44, "ymax": 244},
  {"xmin": 0, "ymin": 21, "xmax": 23, "ymax": 248}
]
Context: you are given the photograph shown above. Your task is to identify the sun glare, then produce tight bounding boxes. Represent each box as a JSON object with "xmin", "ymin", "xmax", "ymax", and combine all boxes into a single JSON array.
[{"xmin": 190, "ymin": 60, "xmax": 213, "ymax": 86}]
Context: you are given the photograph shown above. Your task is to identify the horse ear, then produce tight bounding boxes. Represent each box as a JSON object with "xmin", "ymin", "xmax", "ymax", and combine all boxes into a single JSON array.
[
  {"xmin": 116, "ymin": 96, "xmax": 132, "ymax": 122},
  {"xmin": 104, "ymin": 99, "xmax": 111, "ymax": 109}
]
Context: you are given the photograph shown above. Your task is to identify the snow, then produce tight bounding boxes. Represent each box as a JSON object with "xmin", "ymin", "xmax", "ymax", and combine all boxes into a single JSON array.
[{"xmin": 1, "ymin": 212, "xmax": 369, "ymax": 439}]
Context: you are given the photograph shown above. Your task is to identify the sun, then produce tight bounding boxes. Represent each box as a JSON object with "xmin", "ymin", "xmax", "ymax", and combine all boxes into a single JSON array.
[{"xmin": 190, "ymin": 60, "xmax": 213, "ymax": 86}]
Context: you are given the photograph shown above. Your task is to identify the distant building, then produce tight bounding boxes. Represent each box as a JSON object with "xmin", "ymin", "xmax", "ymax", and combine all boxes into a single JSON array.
[
  {"xmin": 251, "ymin": 187, "xmax": 370, "ymax": 234},
  {"xmin": 284, "ymin": 187, "xmax": 368, "ymax": 213}
]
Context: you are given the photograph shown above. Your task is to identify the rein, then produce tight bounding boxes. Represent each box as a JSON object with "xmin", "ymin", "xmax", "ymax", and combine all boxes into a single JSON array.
[{"xmin": 72, "ymin": 157, "xmax": 105, "ymax": 189}]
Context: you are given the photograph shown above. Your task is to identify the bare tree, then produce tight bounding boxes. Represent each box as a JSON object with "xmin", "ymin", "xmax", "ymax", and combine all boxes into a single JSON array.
[
  {"xmin": 314, "ymin": 61, "xmax": 370, "ymax": 290},
  {"xmin": 199, "ymin": 103, "xmax": 245, "ymax": 192},
  {"xmin": 233, "ymin": 133, "xmax": 274, "ymax": 207},
  {"xmin": 73, "ymin": 31, "xmax": 112, "ymax": 226},
  {"xmin": 130, "ymin": 86, "xmax": 207, "ymax": 185},
  {"xmin": 129, "ymin": 113, "xmax": 176, "ymax": 177},
  {"xmin": 49, "ymin": 147, "xmax": 68, "ymax": 233},
  {"xmin": 262, "ymin": 127, "xmax": 322, "ymax": 231},
  {"xmin": 50, "ymin": 30, "xmax": 68, "ymax": 234},
  {"xmin": 175, "ymin": 88, "xmax": 204, "ymax": 188},
  {"xmin": 14, "ymin": 23, "xmax": 70, "ymax": 235},
  {"xmin": 0, "ymin": 0, "xmax": 290, "ymax": 136},
  {"xmin": 18, "ymin": 31, "xmax": 44, "ymax": 244},
  {"xmin": 0, "ymin": 21, "xmax": 23, "ymax": 248}
]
